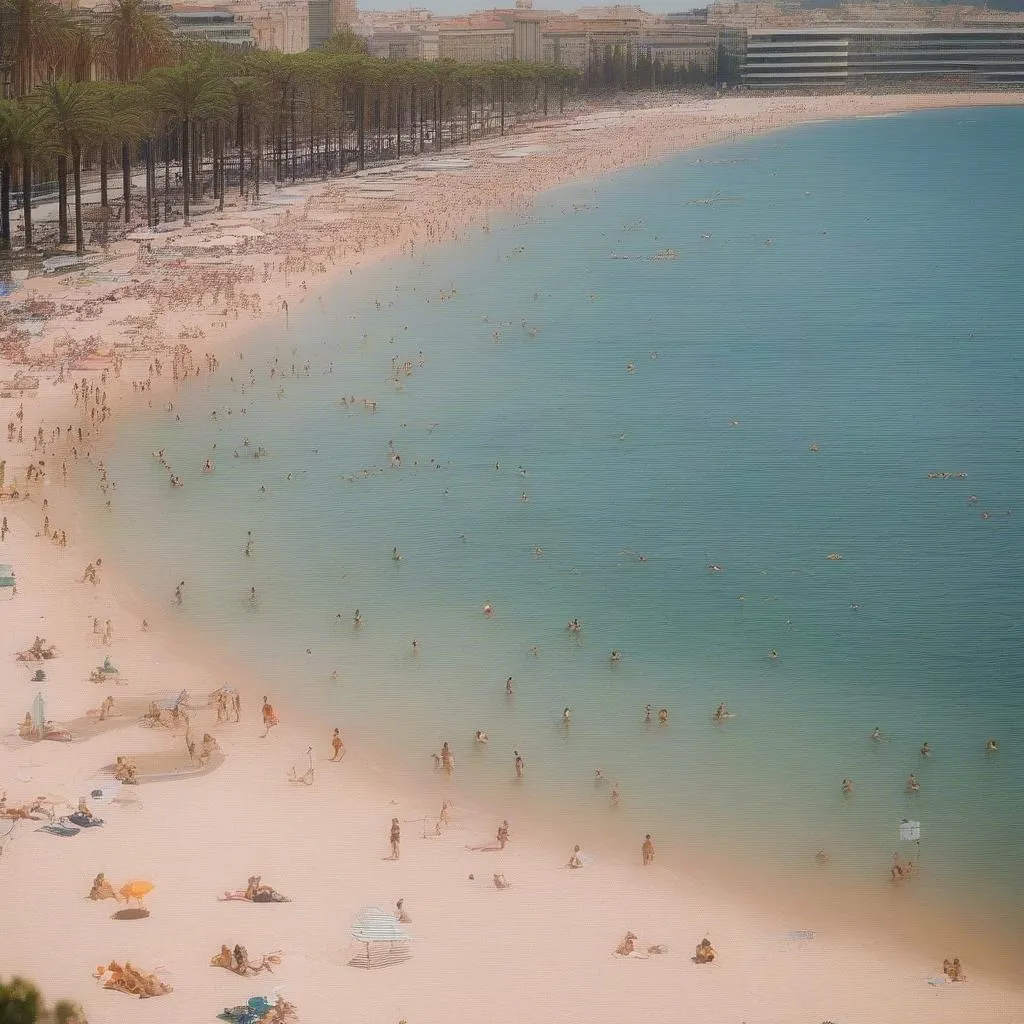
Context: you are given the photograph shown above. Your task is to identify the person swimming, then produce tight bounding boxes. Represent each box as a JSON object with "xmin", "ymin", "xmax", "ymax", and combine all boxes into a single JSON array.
[{"xmin": 870, "ymin": 726, "xmax": 882, "ymax": 742}]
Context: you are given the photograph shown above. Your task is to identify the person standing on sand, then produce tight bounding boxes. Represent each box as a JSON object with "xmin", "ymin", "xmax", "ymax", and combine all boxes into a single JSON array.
[
  {"xmin": 174, "ymin": 580, "xmax": 184, "ymax": 605},
  {"xmin": 642, "ymin": 834, "xmax": 655, "ymax": 865},
  {"xmin": 330, "ymin": 728, "xmax": 345, "ymax": 761},
  {"xmin": 497, "ymin": 820, "xmax": 510, "ymax": 849},
  {"xmin": 390, "ymin": 818, "xmax": 401, "ymax": 859},
  {"xmin": 514, "ymin": 750, "xmax": 524, "ymax": 779},
  {"xmin": 261, "ymin": 696, "xmax": 278, "ymax": 736}
]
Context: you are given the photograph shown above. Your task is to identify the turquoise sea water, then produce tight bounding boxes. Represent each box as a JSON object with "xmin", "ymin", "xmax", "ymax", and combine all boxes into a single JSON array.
[{"xmin": 87, "ymin": 107, "xmax": 1024, "ymax": 954}]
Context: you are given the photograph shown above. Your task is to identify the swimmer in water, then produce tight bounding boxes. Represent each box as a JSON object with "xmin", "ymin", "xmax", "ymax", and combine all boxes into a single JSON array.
[
  {"xmin": 483, "ymin": 602, "xmax": 493, "ymax": 617},
  {"xmin": 986, "ymin": 739, "xmax": 999, "ymax": 753},
  {"xmin": 842, "ymin": 778, "xmax": 854, "ymax": 795},
  {"xmin": 906, "ymin": 773, "xmax": 920, "ymax": 794},
  {"xmin": 707, "ymin": 563, "xmax": 723, "ymax": 573},
  {"xmin": 644, "ymin": 704, "xmax": 652, "ymax": 724},
  {"xmin": 474, "ymin": 730, "xmax": 489, "ymax": 744},
  {"xmin": 870, "ymin": 726, "xmax": 882, "ymax": 742},
  {"xmin": 562, "ymin": 706, "xmax": 572, "ymax": 725},
  {"xmin": 392, "ymin": 547, "xmax": 402, "ymax": 562},
  {"xmin": 354, "ymin": 609, "xmax": 362, "ymax": 626},
  {"xmin": 610, "ymin": 650, "xmax": 622, "ymax": 664},
  {"xmin": 920, "ymin": 742, "xmax": 931, "ymax": 758},
  {"xmin": 658, "ymin": 708, "xmax": 669, "ymax": 725},
  {"xmin": 768, "ymin": 649, "xmax": 779, "ymax": 661},
  {"xmin": 506, "ymin": 676, "xmax": 514, "ymax": 695}
]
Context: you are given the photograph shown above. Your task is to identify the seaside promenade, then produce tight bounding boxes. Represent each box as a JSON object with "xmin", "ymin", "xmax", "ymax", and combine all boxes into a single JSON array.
[{"xmin": 2, "ymin": 92, "xmax": 1024, "ymax": 1023}]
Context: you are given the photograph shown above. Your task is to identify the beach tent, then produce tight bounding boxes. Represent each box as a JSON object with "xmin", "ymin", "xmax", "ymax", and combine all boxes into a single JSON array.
[
  {"xmin": 350, "ymin": 907, "xmax": 411, "ymax": 968},
  {"xmin": 154, "ymin": 689, "xmax": 188, "ymax": 712}
]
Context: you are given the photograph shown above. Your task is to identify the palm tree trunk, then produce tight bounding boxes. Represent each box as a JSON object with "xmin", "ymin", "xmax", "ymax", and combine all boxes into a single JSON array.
[
  {"xmin": 121, "ymin": 140, "xmax": 132, "ymax": 223},
  {"xmin": 57, "ymin": 155, "xmax": 69, "ymax": 244},
  {"xmin": 356, "ymin": 86, "xmax": 365, "ymax": 171},
  {"xmin": 237, "ymin": 107, "xmax": 245, "ymax": 195},
  {"xmin": 100, "ymin": 141, "xmax": 109, "ymax": 207},
  {"xmin": 145, "ymin": 140, "xmax": 155, "ymax": 227},
  {"xmin": 181, "ymin": 118, "xmax": 191, "ymax": 226},
  {"xmin": 22, "ymin": 159, "xmax": 33, "ymax": 248},
  {"xmin": 338, "ymin": 87, "xmax": 345, "ymax": 174},
  {"xmin": 72, "ymin": 145, "xmax": 84, "ymax": 256},
  {"xmin": 290, "ymin": 91, "xmax": 297, "ymax": 183},
  {"xmin": 218, "ymin": 126, "xmax": 225, "ymax": 211},
  {"xmin": 254, "ymin": 121, "xmax": 261, "ymax": 202},
  {"xmin": 164, "ymin": 128, "xmax": 172, "ymax": 219},
  {"xmin": 0, "ymin": 164, "xmax": 10, "ymax": 251}
]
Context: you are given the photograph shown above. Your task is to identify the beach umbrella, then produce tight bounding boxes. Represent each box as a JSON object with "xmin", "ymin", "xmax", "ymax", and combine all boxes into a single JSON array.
[
  {"xmin": 119, "ymin": 880, "xmax": 155, "ymax": 908},
  {"xmin": 31, "ymin": 692, "xmax": 45, "ymax": 733},
  {"xmin": 351, "ymin": 907, "xmax": 411, "ymax": 967}
]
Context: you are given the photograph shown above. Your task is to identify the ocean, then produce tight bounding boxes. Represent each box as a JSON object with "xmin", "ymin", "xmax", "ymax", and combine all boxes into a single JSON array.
[{"xmin": 85, "ymin": 105, "xmax": 1024, "ymax": 957}]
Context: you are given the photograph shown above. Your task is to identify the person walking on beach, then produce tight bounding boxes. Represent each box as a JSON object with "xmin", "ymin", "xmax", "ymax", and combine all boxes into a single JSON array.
[
  {"xmin": 514, "ymin": 750, "xmax": 524, "ymax": 779},
  {"xmin": 330, "ymin": 728, "xmax": 345, "ymax": 761},
  {"xmin": 390, "ymin": 817, "xmax": 401, "ymax": 860},
  {"xmin": 174, "ymin": 580, "xmax": 185, "ymax": 605},
  {"xmin": 497, "ymin": 820, "xmax": 510, "ymax": 849},
  {"xmin": 261, "ymin": 696, "xmax": 278, "ymax": 737},
  {"xmin": 0, "ymin": 516, "xmax": 8, "ymax": 541},
  {"xmin": 642, "ymin": 834, "xmax": 655, "ymax": 865}
]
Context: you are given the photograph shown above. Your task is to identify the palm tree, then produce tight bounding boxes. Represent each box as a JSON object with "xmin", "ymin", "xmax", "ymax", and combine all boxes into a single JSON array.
[
  {"xmin": 6, "ymin": 100, "xmax": 52, "ymax": 249},
  {"xmin": 102, "ymin": 0, "xmax": 172, "ymax": 223},
  {"xmin": 40, "ymin": 78, "xmax": 105, "ymax": 254},
  {"xmin": 0, "ymin": 0, "xmax": 71, "ymax": 98},
  {"xmin": 0, "ymin": 975, "xmax": 42, "ymax": 1023},
  {"xmin": 145, "ymin": 58, "xmax": 232, "ymax": 226}
]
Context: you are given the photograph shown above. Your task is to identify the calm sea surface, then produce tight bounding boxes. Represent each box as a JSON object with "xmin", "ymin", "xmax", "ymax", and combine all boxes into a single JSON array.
[{"xmin": 87, "ymin": 106, "xmax": 1024, "ymax": 950}]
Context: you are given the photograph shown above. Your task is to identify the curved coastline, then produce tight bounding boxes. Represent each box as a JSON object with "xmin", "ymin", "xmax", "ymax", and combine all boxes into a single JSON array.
[{"xmin": 2, "ymin": 93, "xmax": 1024, "ymax": 1022}]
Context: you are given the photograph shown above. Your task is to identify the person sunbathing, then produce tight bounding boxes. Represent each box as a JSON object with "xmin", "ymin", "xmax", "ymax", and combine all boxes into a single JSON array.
[
  {"xmin": 615, "ymin": 932, "xmax": 638, "ymax": 956},
  {"xmin": 493, "ymin": 873, "xmax": 512, "ymax": 889},
  {"xmin": 694, "ymin": 938, "xmax": 717, "ymax": 963},
  {"xmin": 567, "ymin": 844, "xmax": 584, "ymax": 869},
  {"xmin": 244, "ymin": 875, "xmax": 290, "ymax": 902},
  {"xmin": 948, "ymin": 957, "xmax": 966, "ymax": 982},
  {"xmin": 210, "ymin": 944, "xmax": 234, "ymax": 969},
  {"xmin": 89, "ymin": 873, "xmax": 119, "ymax": 901}
]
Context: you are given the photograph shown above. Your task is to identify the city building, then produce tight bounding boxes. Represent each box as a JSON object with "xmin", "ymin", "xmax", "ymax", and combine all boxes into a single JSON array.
[
  {"xmin": 437, "ymin": 19, "xmax": 514, "ymax": 61},
  {"xmin": 236, "ymin": 0, "xmax": 309, "ymax": 51},
  {"xmin": 166, "ymin": 5, "xmax": 255, "ymax": 46},
  {"xmin": 743, "ymin": 25, "xmax": 1024, "ymax": 85}
]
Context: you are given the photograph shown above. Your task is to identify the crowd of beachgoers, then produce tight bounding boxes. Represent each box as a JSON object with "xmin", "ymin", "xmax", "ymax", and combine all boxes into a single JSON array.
[{"xmin": 1, "ymin": 92, "xmax": 1022, "ymax": 1024}]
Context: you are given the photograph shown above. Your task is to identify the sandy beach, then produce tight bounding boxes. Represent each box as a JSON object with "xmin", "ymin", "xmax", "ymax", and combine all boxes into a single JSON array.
[{"xmin": 2, "ymin": 92, "xmax": 1024, "ymax": 1023}]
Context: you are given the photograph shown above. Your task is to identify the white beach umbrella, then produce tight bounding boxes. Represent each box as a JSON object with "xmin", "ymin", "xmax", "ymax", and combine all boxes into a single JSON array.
[{"xmin": 351, "ymin": 907, "xmax": 411, "ymax": 967}]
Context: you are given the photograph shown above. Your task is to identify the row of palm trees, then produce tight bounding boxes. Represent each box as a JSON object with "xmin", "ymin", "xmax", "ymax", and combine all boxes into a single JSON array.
[{"xmin": 0, "ymin": 0, "xmax": 580, "ymax": 256}]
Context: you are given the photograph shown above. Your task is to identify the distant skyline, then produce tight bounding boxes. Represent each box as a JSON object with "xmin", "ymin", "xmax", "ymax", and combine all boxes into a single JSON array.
[
  {"xmin": 357, "ymin": 0, "xmax": 1024, "ymax": 18},
  {"xmin": 359, "ymin": 0, "xmax": 705, "ymax": 16}
]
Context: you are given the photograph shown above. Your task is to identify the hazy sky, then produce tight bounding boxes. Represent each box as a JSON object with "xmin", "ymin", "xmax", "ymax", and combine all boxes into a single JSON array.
[{"xmin": 362, "ymin": 1, "xmax": 704, "ymax": 16}]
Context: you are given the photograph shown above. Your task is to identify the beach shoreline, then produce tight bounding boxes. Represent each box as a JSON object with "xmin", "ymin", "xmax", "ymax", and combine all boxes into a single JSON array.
[{"xmin": 2, "ymin": 92, "xmax": 1024, "ymax": 1023}]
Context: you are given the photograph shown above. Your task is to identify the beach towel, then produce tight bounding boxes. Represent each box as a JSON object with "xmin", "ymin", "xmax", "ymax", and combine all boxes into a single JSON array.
[
  {"xmin": 39, "ymin": 821, "xmax": 80, "ymax": 837},
  {"xmin": 785, "ymin": 930, "xmax": 816, "ymax": 941},
  {"xmin": 927, "ymin": 976, "xmax": 948, "ymax": 986}
]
